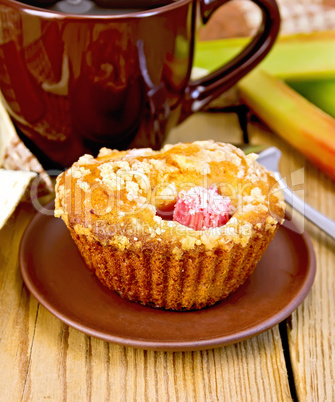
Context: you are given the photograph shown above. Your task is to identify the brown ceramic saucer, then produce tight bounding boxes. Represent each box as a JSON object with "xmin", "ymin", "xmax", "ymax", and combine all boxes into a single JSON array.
[{"xmin": 19, "ymin": 207, "xmax": 316, "ymax": 351}]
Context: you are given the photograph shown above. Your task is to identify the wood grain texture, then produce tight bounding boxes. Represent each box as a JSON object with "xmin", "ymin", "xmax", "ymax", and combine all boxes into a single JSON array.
[
  {"xmin": 248, "ymin": 119, "xmax": 335, "ymax": 402},
  {"xmin": 287, "ymin": 192, "xmax": 335, "ymax": 400},
  {"xmin": 3, "ymin": 112, "xmax": 334, "ymax": 401}
]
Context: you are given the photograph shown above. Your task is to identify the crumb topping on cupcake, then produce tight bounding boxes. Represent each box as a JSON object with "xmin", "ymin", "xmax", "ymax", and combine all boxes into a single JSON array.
[{"xmin": 55, "ymin": 140, "xmax": 285, "ymax": 251}]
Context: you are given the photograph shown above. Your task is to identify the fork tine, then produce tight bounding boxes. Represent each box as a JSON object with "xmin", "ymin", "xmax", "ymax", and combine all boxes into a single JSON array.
[{"xmin": 256, "ymin": 147, "xmax": 282, "ymax": 172}]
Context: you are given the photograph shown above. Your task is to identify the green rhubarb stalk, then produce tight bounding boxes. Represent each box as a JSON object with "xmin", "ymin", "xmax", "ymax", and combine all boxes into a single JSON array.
[
  {"xmin": 195, "ymin": 31, "xmax": 335, "ymax": 81},
  {"xmin": 238, "ymin": 70, "xmax": 335, "ymax": 181},
  {"xmin": 287, "ymin": 79, "xmax": 335, "ymax": 118}
]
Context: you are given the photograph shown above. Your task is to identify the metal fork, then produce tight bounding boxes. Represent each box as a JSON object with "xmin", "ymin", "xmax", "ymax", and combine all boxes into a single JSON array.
[{"xmin": 257, "ymin": 147, "xmax": 335, "ymax": 239}]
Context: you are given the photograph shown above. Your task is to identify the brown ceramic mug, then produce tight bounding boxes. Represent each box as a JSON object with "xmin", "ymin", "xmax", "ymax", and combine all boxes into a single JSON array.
[{"xmin": 0, "ymin": 0, "xmax": 280, "ymax": 168}]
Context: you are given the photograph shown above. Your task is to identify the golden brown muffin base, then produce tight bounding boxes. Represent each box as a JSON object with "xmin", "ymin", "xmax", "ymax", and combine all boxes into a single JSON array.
[{"xmin": 68, "ymin": 223, "xmax": 278, "ymax": 311}]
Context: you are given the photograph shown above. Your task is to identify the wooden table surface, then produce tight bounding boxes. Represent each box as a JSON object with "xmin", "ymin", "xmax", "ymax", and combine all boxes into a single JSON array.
[{"xmin": 0, "ymin": 112, "xmax": 334, "ymax": 401}]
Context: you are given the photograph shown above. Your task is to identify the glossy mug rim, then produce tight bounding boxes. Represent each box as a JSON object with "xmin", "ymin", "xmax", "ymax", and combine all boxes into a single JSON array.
[{"xmin": 0, "ymin": 0, "xmax": 190, "ymax": 19}]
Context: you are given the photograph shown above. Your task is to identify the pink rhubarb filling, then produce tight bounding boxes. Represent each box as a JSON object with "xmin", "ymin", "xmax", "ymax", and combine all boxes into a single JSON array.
[{"xmin": 173, "ymin": 186, "xmax": 231, "ymax": 230}]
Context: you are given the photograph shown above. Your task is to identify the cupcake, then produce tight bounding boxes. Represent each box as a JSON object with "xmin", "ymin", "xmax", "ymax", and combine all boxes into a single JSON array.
[{"xmin": 54, "ymin": 141, "xmax": 285, "ymax": 311}]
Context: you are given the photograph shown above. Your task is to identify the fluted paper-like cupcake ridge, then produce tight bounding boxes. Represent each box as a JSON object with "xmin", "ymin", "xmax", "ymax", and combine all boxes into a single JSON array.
[{"xmin": 69, "ymin": 227, "xmax": 276, "ymax": 311}]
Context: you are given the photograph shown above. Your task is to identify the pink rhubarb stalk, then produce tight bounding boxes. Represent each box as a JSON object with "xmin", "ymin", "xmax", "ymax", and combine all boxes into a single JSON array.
[{"xmin": 173, "ymin": 186, "xmax": 230, "ymax": 230}]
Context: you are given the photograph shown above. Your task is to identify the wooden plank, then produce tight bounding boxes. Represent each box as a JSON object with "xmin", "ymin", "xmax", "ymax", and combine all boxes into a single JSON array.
[
  {"xmin": 249, "ymin": 121, "xmax": 335, "ymax": 401},
  {"xmin": 104, "ymin": 329, "xmax": 291, "ymax": 401},
  {"xmin": 0, "ymin": 204, "xmax": 39, "ymax": 402},
  {"xmin": 287, "ymin": 171, "xmax": 335, "ymax": 401}
]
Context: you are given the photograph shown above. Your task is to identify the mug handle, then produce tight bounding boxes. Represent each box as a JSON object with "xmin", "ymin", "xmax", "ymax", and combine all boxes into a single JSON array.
[{"xmin": 182, "ymin": 0, "xmax": 280, "ymax": 116}]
